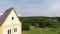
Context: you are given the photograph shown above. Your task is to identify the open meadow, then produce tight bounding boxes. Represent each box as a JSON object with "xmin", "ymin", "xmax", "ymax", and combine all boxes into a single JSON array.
[{"xmin": 22, "ymin": 27, "xmax": 60, "ymax": 34}]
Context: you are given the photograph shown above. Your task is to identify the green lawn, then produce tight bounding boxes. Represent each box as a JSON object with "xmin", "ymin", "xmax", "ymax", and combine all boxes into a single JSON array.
[{"xmin": 22, "ymin": 27, "xmax": 60, "ymax": 34}]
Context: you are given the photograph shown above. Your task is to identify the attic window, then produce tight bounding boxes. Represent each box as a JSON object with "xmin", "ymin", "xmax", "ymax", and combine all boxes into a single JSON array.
[{"xmin": 12, "ymin": 17, "xmax": 14, "ymax": 20}]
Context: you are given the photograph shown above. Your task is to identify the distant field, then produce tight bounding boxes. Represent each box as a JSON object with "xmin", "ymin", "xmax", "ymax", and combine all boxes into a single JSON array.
[{"xmin": 22, "ymin": 27, "xmax": 60, "ymax": 34}]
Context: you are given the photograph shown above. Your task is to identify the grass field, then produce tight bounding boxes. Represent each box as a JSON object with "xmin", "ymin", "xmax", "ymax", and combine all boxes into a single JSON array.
[{"xmin": 22, "ymin": 27, "xmax": 60, "ymax": 34}]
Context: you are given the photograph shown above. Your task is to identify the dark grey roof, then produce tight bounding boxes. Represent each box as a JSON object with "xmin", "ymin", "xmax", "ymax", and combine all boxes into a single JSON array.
[{"xmin": 0, "ymin": 8, "xmax": 14, "ymax": 26}]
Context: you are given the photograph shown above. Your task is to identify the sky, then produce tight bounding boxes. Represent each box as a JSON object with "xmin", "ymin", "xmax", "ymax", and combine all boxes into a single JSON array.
[{"xmin": 0, "ymin": 0, "xmax": 60, "ymax": 17}]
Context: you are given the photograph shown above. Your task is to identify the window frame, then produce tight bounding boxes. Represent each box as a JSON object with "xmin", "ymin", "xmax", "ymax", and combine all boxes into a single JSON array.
[{"xmin": 14, "ymin": 28, "xmax": 17, "ymax": 32}]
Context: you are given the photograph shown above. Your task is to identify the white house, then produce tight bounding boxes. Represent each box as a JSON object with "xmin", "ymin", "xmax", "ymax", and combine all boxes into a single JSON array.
[{"xmin": 0, "ymin": 8, "xmax": 22, "ymax": 34}]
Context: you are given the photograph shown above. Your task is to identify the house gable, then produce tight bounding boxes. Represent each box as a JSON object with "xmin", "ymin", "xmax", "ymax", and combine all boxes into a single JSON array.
[{"xmin": 2, "ymin": 8, "xmax": 21, "ymax": 26}]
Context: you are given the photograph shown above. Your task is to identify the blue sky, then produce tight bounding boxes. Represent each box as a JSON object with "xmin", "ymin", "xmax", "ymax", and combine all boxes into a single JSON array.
[{"xmin": 0, "ymin": 0, "xmax": 60, "ymax": 17}]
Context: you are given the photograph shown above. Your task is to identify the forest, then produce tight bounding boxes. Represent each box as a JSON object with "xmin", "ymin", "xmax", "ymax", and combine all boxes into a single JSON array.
[{"xmin": 19, "ymin": 16, "xmax": 60, "ymax": 30}]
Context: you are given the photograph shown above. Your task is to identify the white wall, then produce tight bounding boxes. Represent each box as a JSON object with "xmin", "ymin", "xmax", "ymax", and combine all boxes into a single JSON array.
[
  {"xmin": 2, "ymin": 9, "xmax": 21, "ymax": 26},
  {"xmin": 2, "ymin": 26, "xmax": 12, "ymax": 34},
  {"xmin": 2, "ymin": 25, "xmax": 21, "ymax": 34}
]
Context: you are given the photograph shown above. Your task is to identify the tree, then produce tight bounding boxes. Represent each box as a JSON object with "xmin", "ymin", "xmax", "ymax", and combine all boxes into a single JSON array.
[{"xmin": 22, "ymin": 22, "xmax": 30, "ymax": 30}]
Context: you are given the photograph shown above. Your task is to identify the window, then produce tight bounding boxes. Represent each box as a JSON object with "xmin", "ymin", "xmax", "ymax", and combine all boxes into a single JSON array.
[
  {"xmin": 10, "ymin": 29, "xmax": 11, "ymax": 34},
  {"xmin": 8, "ymin": 30, "xmax": 9, "ymax": 34},
  {"xmin": 8, "ymin": 29, "xmax": 11, "ymax": 34},
  {"xmin": 12, "ymin": 17, "xmax": 14, "ymax": 20},
  {"xmin": 14, "ymin": 28, "xmax": 17, "ymax": 32}
]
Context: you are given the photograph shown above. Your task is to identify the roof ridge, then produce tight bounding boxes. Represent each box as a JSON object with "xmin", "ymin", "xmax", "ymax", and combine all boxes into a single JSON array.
[{"xmin": 0, "ymin": 7, "xmax": 14, "ymax": 26}]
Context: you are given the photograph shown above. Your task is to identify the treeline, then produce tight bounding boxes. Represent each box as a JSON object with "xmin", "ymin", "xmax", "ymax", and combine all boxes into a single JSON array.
[{"xmin": 19, "ymin": 16, "xmax": 60, "ymax": 30}]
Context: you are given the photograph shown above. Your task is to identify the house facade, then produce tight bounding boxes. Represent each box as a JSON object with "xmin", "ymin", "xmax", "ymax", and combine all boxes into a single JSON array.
[{"xmin": 0, "ymin": 8, "xmax": 22, "ymax": 34}]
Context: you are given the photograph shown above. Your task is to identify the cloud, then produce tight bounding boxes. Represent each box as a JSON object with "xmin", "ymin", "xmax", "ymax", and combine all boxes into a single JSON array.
[
  {"xmin": 48, "ymin": 2, "xmax": 60, "ymax": 10},
  {"xmin": 42, "ymin": 1, "xmax": 60, "ymax": 17}
]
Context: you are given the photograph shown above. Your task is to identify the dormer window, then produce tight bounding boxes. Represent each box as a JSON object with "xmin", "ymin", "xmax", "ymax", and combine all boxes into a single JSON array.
[{"xmin": 12, "ymin": 17, "xmax": 14, "ymax": 20}]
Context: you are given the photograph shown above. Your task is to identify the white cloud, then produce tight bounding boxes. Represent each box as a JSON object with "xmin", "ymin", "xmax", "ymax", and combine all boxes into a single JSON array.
[
  {"xmin": 42, "ymin": 1, "xmax": 60, "ymax": 17},
  {"xmin": 17, "ymin": 13, "xmax": 22, "ymax": 16},
  {"xmin": 48, "ymin": 2, "xmax": 60, "ymax": 10}
]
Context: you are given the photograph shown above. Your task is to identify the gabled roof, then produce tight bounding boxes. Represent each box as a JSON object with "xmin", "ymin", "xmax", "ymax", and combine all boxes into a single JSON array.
[{"xmin": 0, "ymin": 8, "xmax": 15, "ymax": 26}]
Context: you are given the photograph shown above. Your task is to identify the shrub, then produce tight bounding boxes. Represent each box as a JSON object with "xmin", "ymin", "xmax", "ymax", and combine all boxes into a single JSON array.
[{"xmin": 22, "ymin": 23, "xmax": 30, "ymax": 30}]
